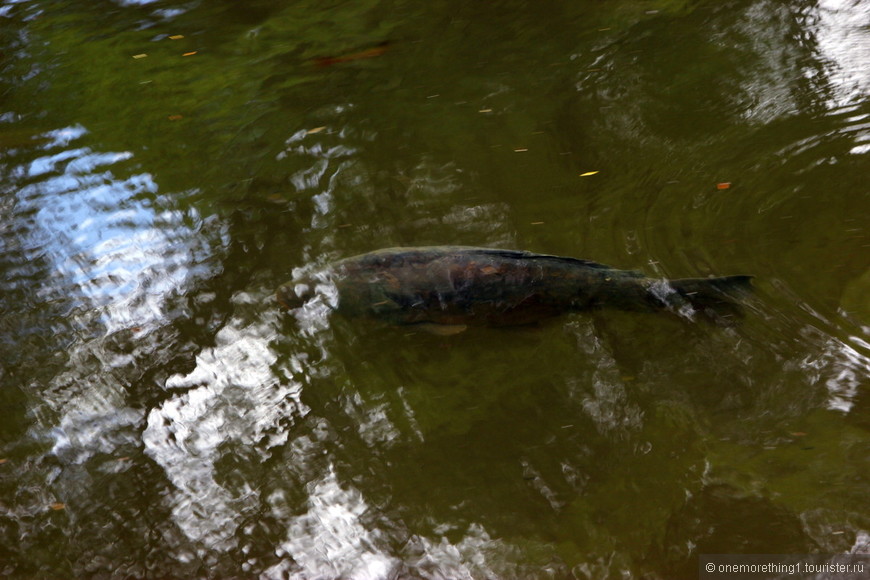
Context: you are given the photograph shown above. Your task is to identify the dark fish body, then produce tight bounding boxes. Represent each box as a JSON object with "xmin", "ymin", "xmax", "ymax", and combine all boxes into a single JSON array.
[{"xmin": 277, "ymin": 246, "xmax": 752, "ymax": 329}]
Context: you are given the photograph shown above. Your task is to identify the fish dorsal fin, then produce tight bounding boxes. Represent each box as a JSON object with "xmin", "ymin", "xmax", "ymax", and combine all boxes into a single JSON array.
[{"xmin": 467, "ymin": 248, "xmax": 619, "ymax": 271}]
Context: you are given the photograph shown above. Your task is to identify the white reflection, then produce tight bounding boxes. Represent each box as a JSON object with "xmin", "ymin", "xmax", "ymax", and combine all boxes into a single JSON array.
[
  {"xmin": 737, "ymin": 1, "xmax": 805, "ymax": 123},
  {"xmin": 286, "ymin": 264, "xmax": 339, "ymax": 336},
  {"xmin": 568, "ymin": 322, "xmax": 644, "ymax": 435},
  {"xmin": 815, "ymin": 0, "xmax": 870, "ymax": 108},
  {"xmin": 17, "ymin": 128, "xmax": 222, "ymax": 455},
  {"xmin": 265, "ymin": 466, "xmax": 398, "ymax": 580},
  {"xmin": 851, "ymin": 530, "xmax": 870, "ymax": 554},
  {"xmin": 265, "ymin": 473, "xmax": 551, "ymax": 580},
  {"xmin": 819, "ymin": 334, "xmax": 869, "ymax": 413},
  {"xmin": 279, "ymin": 124, "xmax": 358, "ymax": 231},
  {"xmin": 401, "ymin": 523, "xmax": 560, "ymax": 579},
  {"xmin": 728, "ymin": 0, "xmax": 870, "ymax": 154},
  {"xmin": 50, "ymin": 407, "xmax": 142, "ymax": 465},
  {"xmin": 21, "ymin": 128, "xmax": 220, "ymax": 336},
  {"xmin": 812, "ymin": 0, "xmax": 870, "ymax": 156},
  {"xmin": 143, "ymin": 306, "xmax": 307, "ymax": 550}
]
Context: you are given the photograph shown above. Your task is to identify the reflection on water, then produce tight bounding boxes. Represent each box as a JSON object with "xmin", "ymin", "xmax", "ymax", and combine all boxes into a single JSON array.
[
  {"xmin": 9, "ymin": 126, "xmax": 224, "ymax": 432},
  {"xmin": 1, "ymin": 0, "xmax": 869, "ymax": 577},
  {"xmin": 268, "ymin": 465, "xmax": 398, "ymax": 579},
  {"xmin": 819, "ymin": 335, "xmax": 869, "ymax": 413},
  {"xmin": 144, "ymin": 305, "xmax": 303, "ymax": 552},
  {"xmin": 20, "ymin": 127, "xmax": 219, "ymax": 334},
  {"xmin": 0, "ymin": 119, "xmax": 231, "ymax": 575},
  {"xmin": 815, "ymin": 0, "xmax": 870, "ymax": 110}
]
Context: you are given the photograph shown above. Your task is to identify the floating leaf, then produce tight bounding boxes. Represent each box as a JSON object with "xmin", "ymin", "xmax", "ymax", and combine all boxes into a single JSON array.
[
  {"xmin": 313, "ymin": 41, "xmax": 391, "ymax": 67},
  {"xmin": 49, "ymin": 502, "xmax": 66, "ymax": 511},
  {"xmin": 717, "ymin": 182, "xmax": 731, "ymax": 189},
  {"xmin": 182, "ymin": 51, "xmax": 197, "ymax": 57},
  {"xmin": 579, "ymin": 171, "xmax": 599, "ymax": 177},
  {"xmin": 167, "ymin": 115, "xmax": 183, "ymax": 121},
  {"xmin": 168, "ymin": 35, "xmax": 184, "ymax": 40},
  {"xmin": 132, "ymin": 54, "xmax": 148, "ymax": 59},
  {"xmin": 514, "ymin": 148, "xmax": 528, "ymax": 152},
  {"xmin": 306, "ymin": 126, "xmax": 326, "ymax": 134}
]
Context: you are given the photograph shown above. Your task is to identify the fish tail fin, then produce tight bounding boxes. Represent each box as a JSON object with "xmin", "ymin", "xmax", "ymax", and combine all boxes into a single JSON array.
[{"xmin": 669, "ymin": 275, "xmax": 753, "ymax": 323}]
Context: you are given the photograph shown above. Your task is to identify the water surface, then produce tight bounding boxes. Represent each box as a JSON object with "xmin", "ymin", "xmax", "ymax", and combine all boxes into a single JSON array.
[{"xmin": 0, "ymin": 0, "xmax": 868, "ymax": 578}]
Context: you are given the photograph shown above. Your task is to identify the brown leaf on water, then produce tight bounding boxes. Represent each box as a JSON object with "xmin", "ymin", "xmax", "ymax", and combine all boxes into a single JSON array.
[
  {"xmin": 49, "ymin": 502, "xmax": 66, "ymax": 511},
  {"xmin": 717, "ymin": 182, "xmax": 731, "ymax": 190},
  {"xmin": 167, "ymin": 115, "xmax": 183, "ymax": 121},
  {"xmin": 313, "ymin": 41, "xmax": 391, "ymax": 68}
]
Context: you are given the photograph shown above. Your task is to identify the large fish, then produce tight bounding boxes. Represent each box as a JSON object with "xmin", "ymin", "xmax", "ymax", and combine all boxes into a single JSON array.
[{"xmin": 276, "ymin": 246, "xmax": 752, "ymax": 333}]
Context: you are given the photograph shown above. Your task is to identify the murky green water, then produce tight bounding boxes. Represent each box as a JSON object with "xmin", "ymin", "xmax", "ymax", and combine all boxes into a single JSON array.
[{"xmin": 1, "ymin": 0, "xmax": 868, "ymax": 578}]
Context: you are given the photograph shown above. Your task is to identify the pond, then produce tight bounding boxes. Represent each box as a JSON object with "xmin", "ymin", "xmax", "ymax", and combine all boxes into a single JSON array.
[{"xmin": 0, "ymin": 0, "xmax": 868, "ymax": 578}]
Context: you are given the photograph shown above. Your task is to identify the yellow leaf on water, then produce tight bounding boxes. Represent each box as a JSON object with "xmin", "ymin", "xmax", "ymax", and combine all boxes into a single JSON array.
[
  {"xmin": 50, "ymin": 502, "xmax": 66, "ymax": 511},
  {"xmin": 579, "ymin": 171, "xmax": 599, "ymax": 177},
  {"xmin": 132, "ymin": 54, "xmax": 148, "ymax": 59},
  {"xmin": 306, "ymin": 126, "xmax": 326, "ymax": 134},
  {"xmin": 169, "ymin": 35, "xmax": 185, "ymax": 40},
  {"xmin": 182, "ymin": 51, "xmax": 197, "ymax": 57}
]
